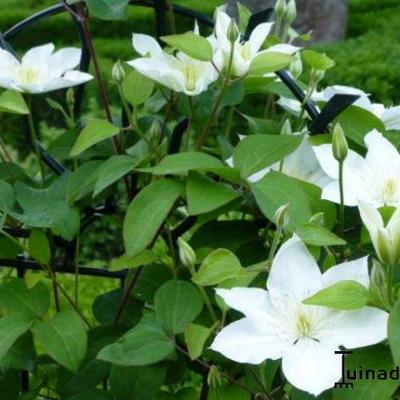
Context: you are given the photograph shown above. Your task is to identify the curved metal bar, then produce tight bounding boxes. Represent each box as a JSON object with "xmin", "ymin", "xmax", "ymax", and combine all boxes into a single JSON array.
[
  {"xmin": 2, "ymin": 4, "xmax": 65, "ymax": 40},
  {"xmin": 276, "ymin": 70, "xmax": 320, "ymax": 121}
]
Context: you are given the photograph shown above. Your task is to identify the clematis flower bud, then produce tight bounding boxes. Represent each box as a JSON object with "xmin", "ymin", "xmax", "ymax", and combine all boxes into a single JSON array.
[
  {"xmin": 227, "ymin": 19, "xmax": 240, "ymax": 43},
  {"xmin": 274, "ymin": 203, "xmax": 290, "ymax": 228},
  {"xmin": 207, "ymin": 365, "xmax": 223, "ymax": 389},
  {"xmin": 332, "ymin": 123, "xmax": 348, "ymax": 162},
  {"xmin": 285, "ymin": 0, "xmax": 297, "ymax": 24},
  {"xmin": 275, "ymin": 0, "xmax": 287, "ymax": 19},
  {"xmin": 112, "ymin": 60, "xmax": 126, "ymax": 83},
  {"xmin": 280, "ymin": 119, "xmax": 292, "ymax": 135},
  {"xmin": 289, "ymin": 53, "xmax": 303, "ymax": 79},
  {"xmin": 309, "ymin": 212, "xmax": 324, "ymax": 226},
  {"xmin": 178, "ymin": 237, "xmax": 197, "ymax": 271}
]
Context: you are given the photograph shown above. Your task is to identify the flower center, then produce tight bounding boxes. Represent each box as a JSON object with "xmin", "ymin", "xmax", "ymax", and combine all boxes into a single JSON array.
[
  {"xmin": 296, "ymin": 313, "xmax": 312, "ymax": 337},
  {"xmin": 239, "ymin": 43, "xmax": 252, "ymax": 61},
  {"xmin": 16, "ymin": 65, "xmax": 41, "ymax": 86},
  {"xmin": 183, "ymin": 66, "xmax": 198, "ymax": 91},
  {"xmin": 382, "ymin": 178, "xmax": 398, "ymax": 204}
]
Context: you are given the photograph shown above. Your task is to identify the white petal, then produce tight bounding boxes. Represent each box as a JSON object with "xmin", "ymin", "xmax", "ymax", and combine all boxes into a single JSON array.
[
  {"xmin": 210, "ymin": 317, "xmax": 286, "ymax": 364},
  {"xmin": 358, "ymin": 200, "xmax": 383, "ymax": 243},
  {"xmin": 22, "ymin": 43, "xmax": 54, "ymax": 65},
  {"xmin": 381, "ymin": 106, "xmax": 400, "ymax": 130},
  {"xmin": 266, "ymin": 44, "xmax": 300, "ymax": 55},
  {"xmin": 248, "ymin": 22, "xmax": 274, "ymax": 54},
  {"xmin": 277, "ymin": 97, "xmax": 302, "ymax": 116},
  {"xmin": 282, "ymin": 339, "xmax": 342, "ymax": 396},
  {"xmin": 50, "ymin": 48, "xmax": 81, "ymax": 76},
  {"xmin": 127, "ymin": 58, "xmax": 184, "ymax": 93},
  {"xmin": 321, "ymin": 181, "xmax": 360, "ymax": 206},
  {"xmin": 41, "ymin": 71, "xmax": 93, "ymax": 93},
  {"xmin": 215, "ymin": 288, "xmax": 273, "ymax": 320},
  {"xmin": 267, "ymin": 236, "xmax": 322, "ymax": 299},
  {"xmin": 322, "ymin": 256, "xmax": 369, "ymax": 289},
  {"xmin": 0, "ymin": 48, "xmax": 19, "ymax": 71},
  {"xmin": 132, "ymin": 34, "xmax": 162, "ymax": 56},
  {"xmin": 364, "ymin": 129, "xmax": 400, "ymax": 175},
  {"xmin": 329, "ymin": 307, "xmax": 388, "ymax": 349}
]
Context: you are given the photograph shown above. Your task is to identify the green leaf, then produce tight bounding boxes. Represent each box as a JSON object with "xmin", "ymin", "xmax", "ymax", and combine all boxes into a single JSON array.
[
  {"xmin": 85, "ymin": 0, "xmax": 129, "ymax": 20},
  {"xmin": 109, "ymin": 250, "xmax": 158, "ymax": 272},
  {"xmin": 237, "ymin": 3, "xmax": 252, "ymax": 32},
  {"xmin": 333, "ymin": 346, "xmax": 398, "ymax": 400},
  {"xmin": 70, "ymin": 389, "xmax": 113, "ymax": 400},
  {"xmin": 241, "ymin": 114, "xmax": 280, "ymax": 134},
  {"xmin": 249, "ymin": 52, "xmax": 294, "ymax": 76},
  {"xmin": 70, "ymin": 120, "xmax": 119, "ymax": 156},
  {"xmin": 142, "ymin": 152, "xmax": 224, "ymax": 175},
  {"xmin": 94, "ymin": 155, "xmax": 138, "ymax": 197},
  {"xmin": 0, "ymin": 279, "xmax": 50, "ymax": 319},
  {"xmin": 28, "ymin": 229, "xmax": 51, "ymax": 264},
  {"xmin": 296, "ymin": 223, "xmax": 346, "ymax": 246},
  {"xmin": 184, "ymin": 323, "xmax": 213, "ymax": 360},
  {"xmin": 161, "ymin": 32, "xmax": 213, "ymax": 61},
  {"xmin": 122, "ymin": 70, "xmax": 154, "ymax": 106},
  {"xmin": 154, "ymin": 280, "xmax": 203, "ymax": 335},
  {"xmin": 303, "ymin": 50, "xmax": 335, "ymax": 71},
  {"xmin": 92, "ymin": 289, "xmax": 141, "ymax": 326},
  {"xmin": 110, "ymin": 364, "xmax": 165, "ymax": 400},
  {"xmin": 303, "ymin": 280, "xmax": 369, "ymax": 310},
  {"xmin": 233, "ymin": 134, "xmax": 303, "ymax": 178},
  {"xmin": 124, "ymin": 179, "xmax": 183, "ymax": 256},
  {"xmin": 0, "ymin": 314, "xmax": 32, "ymax": 360},
  {"xmin": 0, "ymin": 90, "xmax": 29, "ymax": 114},
  {"xmin": 97, "ymin": 314, "xmax": 175, "ymax": 366},
  {"xmin": 334, "ymin": 105, "xmax": 385, "ymax": 146},
  {"xmin": 13, "ymin": 180, "xmax": 80, "ymax": 241},
  {"xmin": 252, "ymin": 172, "xmax": 337, "ymax": 231},
  {"xmin": 193, "ymin": 249, "xmax": 243, "ymax": 286},
  {"xmin": 388, "ymin": 299, "xmax": 400, "ymax": 366},
  {"xmin": 187, "ymin": 172, "xmax": 240, "ymax": 215},
  {"xmin": 32, "ymin": 310, "xmax": 87, "ymax": 372}
]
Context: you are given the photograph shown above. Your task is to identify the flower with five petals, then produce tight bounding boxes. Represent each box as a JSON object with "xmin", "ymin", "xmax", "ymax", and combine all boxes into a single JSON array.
[
  {"xmin": 210, "ymin": 236, "xmax": 388, "ymax": 396},
  {"xmin": 0, "ymin": 43, "xmax": 93, "ymax": 94}
]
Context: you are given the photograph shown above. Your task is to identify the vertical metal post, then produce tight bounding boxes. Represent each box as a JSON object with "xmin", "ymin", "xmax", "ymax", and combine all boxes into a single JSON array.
[
  {"xmin": 154, "ymin": 0, "xmax": 168, "ymax": 38},
  {"xmin": 16, "ymin": 255, "xmax": 30, "ymax": 394}
]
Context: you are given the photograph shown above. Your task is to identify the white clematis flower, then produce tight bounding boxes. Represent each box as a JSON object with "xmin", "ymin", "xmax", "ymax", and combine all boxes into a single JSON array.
[
  {"xmin": 213, "ymin": 8, "xmax": 299, "ymax": 77},
  {"xmin": 358, "ymin": 200, "xmax": 400, "ymax": 266},
  {"xmin": 226, "ymin": 134, "xmax": 332, "ymax": 186},
  {"xmin": 313, "ymin": 129, "xmax": 400, "ymax": 207},
  {"xmin": 127, "ymin": 33, "xmax": 219, "ymax": 96},
  {"xmin": 278, "ymin": 84, "xmax": 400, "ymax": 131},
  {"xmin": 0, "ymin": 43, "xmax": 93, "ymax": 94},
  {"xmin": 210, "ymin": 236, "xmax": 388, "ymax": 396}
]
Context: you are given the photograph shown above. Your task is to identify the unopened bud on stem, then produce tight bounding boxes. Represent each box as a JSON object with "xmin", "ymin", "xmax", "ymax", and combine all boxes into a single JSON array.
[
  {"xmin": 275, "ymin": 0, "xmax": 287, "ymax": 19},
  {"xmin": 332, "ymin": 123, "xmax": 348, "ymax": 162},
  {"xmin": 178, "ymin": 237, "xmax": 197, "ymax": 272},
  {"xmin": 112, "ymin": 60, "xmax": 126, "ymax": 84},
  {"xmin": 285, "ymin": 0, "xmax": 297, "ymax": 24},
  {"xmin": 207, "ymin": 365, "xmax": 223, "ymax": 389},
  {"xmin": 280, "ymin": 119, "xmax": 292, "ymax": 135},
  {"xmin": 227, "ymin": 19, "xmax": 240, "ymax": 43},
  {"xmin": 274, "ymin": 203, "xmax": 290, "ymax": 228}
]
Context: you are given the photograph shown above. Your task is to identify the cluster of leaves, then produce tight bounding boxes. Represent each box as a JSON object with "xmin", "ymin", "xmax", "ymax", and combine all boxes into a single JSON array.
[{"xmin": 1, "ymin": 1, "xmax": 400, "ymax": 400}]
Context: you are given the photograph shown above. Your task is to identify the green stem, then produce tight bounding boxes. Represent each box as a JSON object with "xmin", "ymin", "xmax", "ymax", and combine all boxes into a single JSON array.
[
  {"xmin": 26, "ymin": 98, "xmax": 45, "ymax": 186},
  {"xmin": 268, "ymin": 226, "xmax": 283, "ymax": 265},
  {"xmin": 0, "ymin": 229, "xmax": 91, "ymax": 327},
  {"xmin": 225, "ymin": 106, "xmax": 234, "ymax": 138},
  {"xmin": 199, "ymin": 286, "xmax": 218, "ymax": 323},
  {"xmin": 338, "ymin": 161, "xmax": 345, "ymax": 237},
  {"xmin": 195, "ymin": 40, "xmax": 235, "ymax": 150},
  {"xmin": 296, "ymin": 69, "xmax": 317, "ymax": 132},
  {"xmin": 387, "ymin": 263, "xmax": 394, "ymax": 307}
]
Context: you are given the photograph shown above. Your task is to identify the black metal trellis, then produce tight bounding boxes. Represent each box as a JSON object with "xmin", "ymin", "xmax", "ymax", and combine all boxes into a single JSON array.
[{"xmin": 0, "ymin": 2, "xmax": 359, "ymax": 283}]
